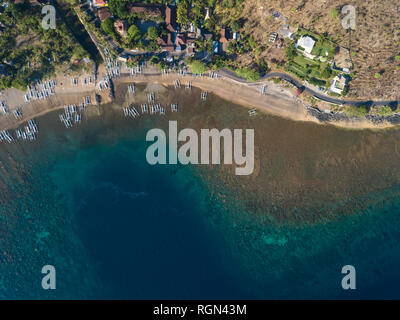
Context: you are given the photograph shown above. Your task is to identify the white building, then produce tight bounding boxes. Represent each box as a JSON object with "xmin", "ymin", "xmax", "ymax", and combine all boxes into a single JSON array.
[
  {"xmin": 330, "ymin": 74, "xmax": 348, "ymax": 95},
  {"xmin": 296, "ymin": 36, "xmax": 316, "ymax": 54}
]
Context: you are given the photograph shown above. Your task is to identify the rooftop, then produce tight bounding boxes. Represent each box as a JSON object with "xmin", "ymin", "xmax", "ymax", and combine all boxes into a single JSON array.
[{"xmin": 297, "ymin": 36, "xmax": 316, "ymax": 54}]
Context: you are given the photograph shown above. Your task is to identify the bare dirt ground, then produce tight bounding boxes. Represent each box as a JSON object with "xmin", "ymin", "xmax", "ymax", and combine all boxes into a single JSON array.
[{"xmin": 241, "ymin": 0, "xmax": 400, "ymax": 100}]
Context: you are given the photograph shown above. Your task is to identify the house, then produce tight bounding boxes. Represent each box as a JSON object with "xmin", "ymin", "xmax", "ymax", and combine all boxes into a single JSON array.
[
  {"xmin": 130, "ymin": 4, "xmax": 162, "ymax": 17},
  {"xmin": 219, "ymin": 28, "xmax": 229, "ymax": 43},
  {"xmin": 114, "ymin": 19, "xmax": 127, "ymax": 38},
  {"xmin": 204, "ymin": 33, "xmax": 213, "ymax": 41},
  {"xmin": 28, "ymin": 0, "xmax": 40, "ymax": 5},
  {"xmin": 175, "ymin": 33, "xmax": 186, "ymax": 51},
  {"xmin": 280, "ymin": 28, "xmax": 293, "ymax": 39},
  {"xmin": 269, "ymin": 32, "xmax": 278, "ymax": 43},
  {"xmin": 205, "ymin": 7, "xmax": 210, "ymax": 20},
  {"xmin": 154, "ymin": 4, "xmax": 177, "ymax": 51},
  {"xmin": 157, "ymin": 33, "xmax": 174, "ymax": 52},
  {"xmin": 330, "ymin": 74, "xmax": 348, "ymax": 95},
  {"xmin": 212, "ymin": 41, "xmax": 219, "ymax": 54},
  {"xmin": 13, "ymin": 0, "xmax": 25, "ymax": 4},
  {"xmin": 93, "ymin": 0, "xmax": 108, "ymax": 8},
  {"xmin": 219, "ymin": 28, "xmax": 231, "ymax": 52},
  {"xmin": 96, "ymin": 7, "xmax": 111, "ymax": 21},
  {"xmin": 296, "ymin": 36, "xmax": 316, "ymax": 54},
  {"xmin": 165, "ymin": 5, "xmax": 176, "ymax": 33},
  {"xmin": 117, "ymin": 54, "xmax": 129, "ymax": 63}
]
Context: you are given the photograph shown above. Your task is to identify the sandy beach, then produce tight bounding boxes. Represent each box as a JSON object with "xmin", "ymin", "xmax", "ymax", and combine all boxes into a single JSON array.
[{"xmin": 0, "ymin": 65, "xmax": 396, "ymax": 133}]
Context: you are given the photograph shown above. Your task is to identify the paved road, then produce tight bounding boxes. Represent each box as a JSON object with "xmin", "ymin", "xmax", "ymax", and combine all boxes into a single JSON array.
[{"xmin": 219, "ymin": 69, "xmax": 400, "ymax": 108}]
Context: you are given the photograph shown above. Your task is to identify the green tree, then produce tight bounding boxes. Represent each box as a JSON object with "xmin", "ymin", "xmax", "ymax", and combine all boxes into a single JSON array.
[
  {"xmin": 147, "ymin": 26, "xmax": 159, "ymax": 40},
  {"xmin": 109, "ymin": 0, "xmax": 130, "ymax": 20},
  {"xmin": 230, "ymin": 21, "xmax": 241, "ymax": 33},
  {"xmin": 236, "ymin": 67, "xmax": 260, "ymax": 81},
  {"xmin": 127, "ymin": 24, "xmax": 142, "ymax": 45},
  {"xmin": 101, "ymin": 18, "xmax": 115, "ymax": 36},
  {"xmin": 190, "ymin": 60, "xmax": 207, "ymax": 74},
  {"xmin": 177, "ymin": 0, "xmax": 190, "ymax": 26},
  {"xmin": 286, "ymin": 44, "xmax": 297, "ymax": 59},
  {"xmin": 149, "ymin": 55, "xmax": 160, "ymax": 65},
  {"xmin": 158, "ymin": 61, "xmax": 168, "ymax": 70}
]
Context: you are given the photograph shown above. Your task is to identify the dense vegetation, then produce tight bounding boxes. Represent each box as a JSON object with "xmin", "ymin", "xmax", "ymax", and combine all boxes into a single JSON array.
[{"xmin": 0, "ymin": 1, "xmax": 89, "ymax": 90}]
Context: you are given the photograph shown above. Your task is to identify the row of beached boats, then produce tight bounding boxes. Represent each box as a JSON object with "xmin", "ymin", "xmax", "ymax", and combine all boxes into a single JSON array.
[
  {"xmin": 123, "ymin": 103, "xmax": 176, "ymax": 118},
  {"xmin": 25, "ymin": 80, "xmax": 56, "ymax": 102},
  {"xmin": 0, "ymin": 100, "xmax": 9, "ymax": 114},
  {"xmin": 0, "ymin": 119, "xmax": 38, "ymax": 143},
  {"xmin": 59, "ymin": 104, "xmax": 82, "ymax": 128}
]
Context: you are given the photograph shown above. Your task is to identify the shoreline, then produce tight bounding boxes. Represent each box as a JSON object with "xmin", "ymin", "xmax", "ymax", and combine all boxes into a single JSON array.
[{"xmin": 0, "ymin": 67, "xmax": 398, "ymax": 133}]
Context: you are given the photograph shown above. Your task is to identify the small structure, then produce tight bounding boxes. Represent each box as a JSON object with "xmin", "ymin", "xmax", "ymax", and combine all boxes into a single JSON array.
[
  {"xmin": 157, "ymin": 33, "xmax": 174, "ymax": 52},
  {"xmin": 220, "ymin": 28, "xmax": 229, "ymax": 43},
  {"xmin": 96, "ymin": 7, "xmax": 111, "ymax": 21},
  {"xmin": 28, "ymin": 0, "xmax": 40, "ymax": 6},
  {"xmin": 272, "ymin": 11, "xmax": 281, "ymax": 19},
  {"xmin": 165, "ymin": 5, "xmax": 176, "ymax": 33},
  {"xmin": 296, "ymin": 87, "xmax": 304, "ymax": 96},
  {"xmin": 114, "ymin": 19, "xmax": 127, "ymax": 38},
  {"xmin": 204, "ymin": 33, "xmax": 213, "ymax": 41},
  {"xmin": 93, "ymin": 0, "xmax": 108, "ymax": 8},
  {"xmin": 269, "ymin": 32, "xmax": 278, "ymax": 43},
  {"xmin": 219, "ymin": 28, "xmax": 231, "ymax": 52},
  {"xmin": 117, "ymin": 54, "xmax": 129, "ymax": 63},
  {"xmin": 296, "ymin": 36, "xmax": 316, "ymax": 54},
  {"xmin": 212, "ymin": 41, "xmax": 219, "ymax": 54},
  {"xmin": 205, "ymin": 7, "xmax": 210, "ymax": 20},
  {"xmin": 175, "ymin": 33, "xmax": 186, "ymax": 51},
  {"xmin": 330, "ymin": 74, "xmax": 348, "ymax": 95},
  {"xmin": 130, "ymin": 4, "xmax": 162, "ymax": 17}
]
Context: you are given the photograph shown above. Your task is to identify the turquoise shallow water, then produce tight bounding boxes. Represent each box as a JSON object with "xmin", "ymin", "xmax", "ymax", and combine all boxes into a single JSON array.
[{"xmin": 1, "ymin": 88, "xmax": 400, "ymax": 299}]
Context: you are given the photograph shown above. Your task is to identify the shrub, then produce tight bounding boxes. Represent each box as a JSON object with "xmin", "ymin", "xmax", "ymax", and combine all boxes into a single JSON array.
[
  {"xmin": 236, "ymin": 67, "xmax": 260, "ymax": 81},
  {"xmin": 344, "ymin": 106, "xmax": 369, "ymax": 117},
  {"xmin": 190, "ymin": 60, "xmax": 207, "ymax": 74},
  {"xmin": 379, "ymin": 106, "xmax": 393, "ymax": 116},
  {"xmin": 330, "ymin": 8, "xmax": 339, "ymax": 19}
]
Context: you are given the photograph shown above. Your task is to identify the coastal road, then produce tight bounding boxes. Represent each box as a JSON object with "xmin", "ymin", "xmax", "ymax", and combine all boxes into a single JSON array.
[{"xmin": 218, "ymin": 69, "xmax": 400, "ymax": 108}]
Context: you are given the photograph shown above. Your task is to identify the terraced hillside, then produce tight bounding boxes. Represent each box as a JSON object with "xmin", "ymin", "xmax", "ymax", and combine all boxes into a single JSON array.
[{"xmin": 241, "ymin": 0, "xmax": 400, "ymax": 100}]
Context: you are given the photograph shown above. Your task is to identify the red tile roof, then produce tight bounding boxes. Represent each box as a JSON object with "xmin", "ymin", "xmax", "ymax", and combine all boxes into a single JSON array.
[
  {"xmin": 96, "ymin": 7, "xmax": 111, "ymax": 21},
  {"xmin": 220, "ymin": 28, "xmax": 228, "ymax": 43},
  {"xmin": 165, "ymin": 5, "xmax": 176, "ymax": 32},
  {"xmin": 130, "ymin": 4, "xmax": 162, "ymax": 16},
  {"xmin": 94, "ymin": 0, "xmax": 107, "ymax": 6}
]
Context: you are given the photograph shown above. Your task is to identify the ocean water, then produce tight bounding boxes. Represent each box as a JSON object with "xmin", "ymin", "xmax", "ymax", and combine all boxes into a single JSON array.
[{"xmin": 1, "ymin": 85, "xmax": 400, "ymax": 299}]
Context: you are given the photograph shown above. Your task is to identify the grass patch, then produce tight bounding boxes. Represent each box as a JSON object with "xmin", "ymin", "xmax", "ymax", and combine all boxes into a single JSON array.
[
  {"xmin": 378, "ymin": 106, "xmax": 394, "ymax": 116},
  {"xmin": 344, "ymin": 106, "xmax": 369, "ymax": 117},
  {"xmin": 330, "ymin": 8, "xmax": 339, "ymax": 19}
]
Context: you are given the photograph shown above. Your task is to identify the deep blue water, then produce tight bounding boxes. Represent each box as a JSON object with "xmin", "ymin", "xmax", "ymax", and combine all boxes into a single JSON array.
[{"xmin": 1, "ymin": 97, "xmax": 400, "ymax": 299}]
